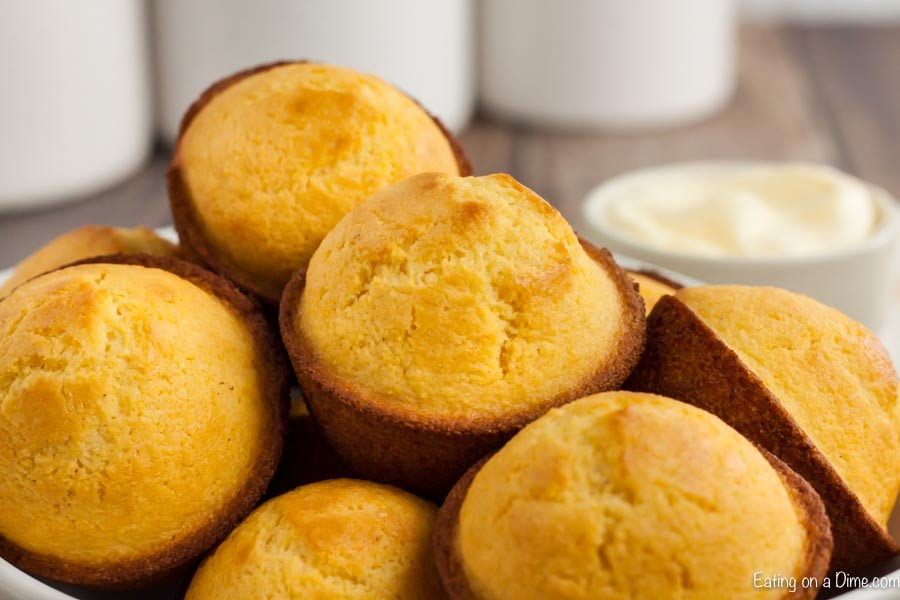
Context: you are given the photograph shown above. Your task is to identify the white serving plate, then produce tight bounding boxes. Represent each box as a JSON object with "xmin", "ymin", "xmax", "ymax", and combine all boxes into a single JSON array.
[{"xmin": 0, "ymin": 227, "xmax": 898, "ymax": 599}]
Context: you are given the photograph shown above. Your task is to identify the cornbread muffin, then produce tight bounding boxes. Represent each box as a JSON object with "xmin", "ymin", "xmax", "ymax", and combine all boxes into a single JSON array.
[
  {"xmin": 185, "ymin": 479, "xmax": 446, "ymax": 599},
  {"xmin": 0, "ymin": 225, "xmax": 177, "ymax": 297},
  {"xmin": 434, "ymin": 391, "xmax": 832, "ymax": 600},
  {"xmin": 0, "ymin": 256, "xmax": 289, "ymax": 588},
  {"xmin": 627, "ymin": 285, "xmax": 900, "ymax": 572},
  {"xmin": 169, "ymin": 60, "xmax": 471, "ymax": 302},
  {"xmin": 281, "ymin": 172, "xmax": 646, "ymax": 496},
  {"xmin": 626, "ymin": 269, "xmax": 683, "ymax": 314}
]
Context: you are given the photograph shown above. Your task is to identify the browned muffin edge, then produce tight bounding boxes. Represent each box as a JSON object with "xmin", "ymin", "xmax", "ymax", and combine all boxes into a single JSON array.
[
  {"xmin": 167, "ymin": 60, "xmax": 473, "ymax": 304},
  {"xmin": 0, "ymin": 254, "xmax": 290, "ymax": 589},
  {"xmin": 279, "ymin": 240, "xmax": 645, "ymax": 498},
  {"xmin": 626, "ymin": 294, "xmax": 899, "ymax": 573}
]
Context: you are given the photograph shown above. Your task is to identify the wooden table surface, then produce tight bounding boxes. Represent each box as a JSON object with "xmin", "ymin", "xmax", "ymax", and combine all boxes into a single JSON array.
[{"xmin": 1, "ymin": 24, "xmax": 898, "ymax": 265}]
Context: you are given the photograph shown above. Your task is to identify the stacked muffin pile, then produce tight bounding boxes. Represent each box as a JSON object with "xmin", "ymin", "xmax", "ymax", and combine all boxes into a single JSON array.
[{"xmin": 0, "ymin": 62, "xmax": 896, "ymax": 599}]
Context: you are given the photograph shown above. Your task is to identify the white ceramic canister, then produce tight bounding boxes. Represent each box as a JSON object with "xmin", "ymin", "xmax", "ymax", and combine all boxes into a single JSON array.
[
  {"xmin": 479, "ymin": 0, "xmax": 738, "ymax": 129},
  {"xmin": 0, "ymin": 0, "xmax": 152, "ymax": 211},
  {"xmin": 153, "ymin": 0, "xmax": 475, "ymax": 144}
]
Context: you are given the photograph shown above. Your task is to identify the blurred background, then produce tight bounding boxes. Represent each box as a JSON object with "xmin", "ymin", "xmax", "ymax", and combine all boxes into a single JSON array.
[{"xmin": 0, "ymin": 0, "xmax": 898, "ymax": 263}]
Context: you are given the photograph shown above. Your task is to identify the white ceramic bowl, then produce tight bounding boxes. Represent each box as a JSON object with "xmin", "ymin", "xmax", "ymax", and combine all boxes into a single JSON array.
[
  {"xmin": 582, "ymin": 162, "xmax": 899, "ymax": 338},
  {"xmin": 0, "ymin": 559, "xmax": 75, "ymax": 600}
]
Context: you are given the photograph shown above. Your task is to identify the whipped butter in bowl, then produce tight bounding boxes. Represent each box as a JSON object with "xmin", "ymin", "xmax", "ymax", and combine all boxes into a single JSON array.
[{"xmin": 582, "ymin": 161, "xmax": 898, "ymax": 334}]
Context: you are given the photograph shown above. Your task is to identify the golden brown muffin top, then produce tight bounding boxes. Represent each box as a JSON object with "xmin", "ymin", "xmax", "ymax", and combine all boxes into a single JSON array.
[
  {"xmin": 186, "ymin": 479, "xmax": 445, "ymax": 599},
  {"xmin": 676, "ymin": 285, "xmax": 900, "ymax": 526},
  {"xmin": 0, "ymin": 263, "xmax": 274, "ymax": 567},
  {"xmin": 294, "ymin": 172, "xmax": 635, "ymax": 420},
  {"xmin": 457, "ymin": 391, "xmax": 811, "ymax": 600},
  {"xmin": 173, "ymin": 62, "xmax": 463, "ymax": 301},
  {"xmin": 0, "ymin": 225, "xmax": 177, "ymax": 297}
]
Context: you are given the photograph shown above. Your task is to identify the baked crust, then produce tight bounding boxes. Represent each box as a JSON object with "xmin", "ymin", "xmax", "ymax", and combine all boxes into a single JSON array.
[
  {"xmin": 279, "ymin": 240, "xmax": 645, "ymax": 499},
  {"xmin": 626, "ymin": 294, "xmax": 899, "ymax": 572},
  {"xmin": 626, "ymin": 268, "xmax": 685, "ymax": 291},
  {"xmin": 763, "ymin": 448, "xmax": 834, "ymax": 598},
  {"xmin": 0, "ymin": 254, "xmax": 290, "ymax": 589},
  {"xmin": 432, "ymin": 456, "xmax": 488, "ymax": 600},
  {"xmin": 167, "ymin": 60, "xmax": 473, "ymax": 304},
  {"xmin": 433, "ymin": 449, "xmax": 832, "ymax": 600},
  {"xmin": 0, "ymin": 225, "xmax": 180, "ymax": 299}
]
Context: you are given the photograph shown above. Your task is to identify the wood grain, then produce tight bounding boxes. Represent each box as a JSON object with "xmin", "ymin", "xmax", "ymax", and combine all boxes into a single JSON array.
[
  {"xmin": 501, "ymin": 26, "xmax": 841, "ymax": 233},
  {"xmin": 791, "ymin": 25, "xmax": 900, "ymax": 200},
  {"xmin": 457, "ymin": 119, "xmax": 515, "ymax": 176},
  {"xmin": 0, "ymin": 24, "xmax": 897, "ymax": 267},
  {"xmin": 0, "ymin": 156, "xmax": 171, "ymax": 266}
]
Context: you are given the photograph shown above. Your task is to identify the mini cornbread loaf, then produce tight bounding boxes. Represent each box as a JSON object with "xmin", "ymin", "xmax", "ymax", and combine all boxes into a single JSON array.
[
  {"xmin": 0, "ymin": 256, "xmax": 288, "ymax": 588},
  {"xmin": 627, "ymin": 285, "xmax": 900, "ymax": 572},
  {"xmin": 434, "ymin": 391, "xmax": 832, "ymax": 600},
  {"xmin": 626, "ymin": 269, "xmax": 683, "ymax": 314},
  {"xmin": 0, "ymin": 225, "xmax": 177, "ymax": 297},
  {"xmin": 280, "ymin": 172, "xmax": 646, "ymax": 496},
  {"xmin": 168, "ymin": 60, "xmax": 471, "ymax": 302},
  {"xmin": 185, "ymin": 479, "xmax": 446, "ymax": 599}
]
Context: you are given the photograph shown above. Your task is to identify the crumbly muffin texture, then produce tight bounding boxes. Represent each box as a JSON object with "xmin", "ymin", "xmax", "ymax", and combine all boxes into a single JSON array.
[
  {"xmin": 0, "ymin": 263, "xmax": 271, "ymax": 566},
  {"xmin": 297, "ymin": 172, "xmax": 629, "ymax": 420},
  {"xmin": 186, "ymin": 479, "xmax": 446, "ymax": 599},
  {"xmin": 677, "ymin": 285, "xmax": 900, "ymax": 526},
  {"xmin": 457, "ymin": 392, "xmax": 810, "ymax": 600},
  {"xmin": 176, "ymin": 62, "xmax": 462, "ymax": 299}
]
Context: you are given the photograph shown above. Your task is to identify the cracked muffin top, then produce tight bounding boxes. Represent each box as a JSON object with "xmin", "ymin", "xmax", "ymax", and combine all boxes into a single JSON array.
[
  {"xmin": 170, "ymin": 62, "xmax": 467, "ymax": 302},
  {"xmin": 454, "ymin": 391, "xmax": 815, "ymax": 600},
  {"xmin": 0, "ymin": 261, "xmax": 283, "ymax": 583},
  {"xmin": 290, "ymin": 172, "xmax": 643, "ymax": 421},
  {"xmin": 185, "ymin": 479, "xmax": 446, "ymax": 599}
]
